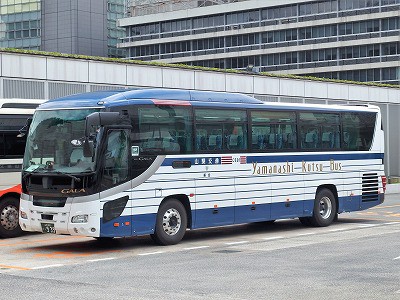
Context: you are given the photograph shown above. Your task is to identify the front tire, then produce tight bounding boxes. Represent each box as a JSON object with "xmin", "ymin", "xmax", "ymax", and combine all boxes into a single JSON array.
[
  {"xmin": 151, "ymin": 199, "xmax": 187, "ymax": 246},
  {"xmin": 0, "ymin": 197, "xmax": 23, "ymax": 238}
]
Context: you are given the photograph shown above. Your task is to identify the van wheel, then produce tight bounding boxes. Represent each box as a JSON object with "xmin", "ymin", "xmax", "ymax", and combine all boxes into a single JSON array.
[
  {"xmin": 310, "ymin": 189, "xmax": 337, "ymax": 227},
  {"xmin": 0, "ymin": 197, "xmax": 23, "ymax": 238},
  {"xmin": 151, "ymin": 199, "xmax": 187, "ymax": 246}
]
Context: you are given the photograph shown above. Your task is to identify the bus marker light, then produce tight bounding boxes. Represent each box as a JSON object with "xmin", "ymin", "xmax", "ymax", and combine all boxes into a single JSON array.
[
  {"xmin": 71, "ymin": 215, "xmax": 88, "ymax": 223},
  {"xmin": 125, "ymin": 222, "xmax": 130, "ymax": 226},
  {"xmin": 113, "ymin": 222, "xmax": 119, "ymax": 227},
  {"xmin": 252, "ymin": 201, "xmax": 255, "ymax": 205},
  {"xmin": 20, "ymin": 211, "xmax": 27, "ymax": 219},
  {"xmin": 381, "ymin": 176, "xmax": 387, "ymax": 192},
  {"xmin": 214, "ymin": 205, "xmax": 218, "ymax": 208},
  {"xmin": 189, "ymin": 193, "xmax": 195, "ymax": 197}
]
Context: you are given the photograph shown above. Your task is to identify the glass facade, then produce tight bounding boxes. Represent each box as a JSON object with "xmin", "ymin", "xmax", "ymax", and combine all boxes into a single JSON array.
[
  {"xmin": 120, "ymin": 0, "xmax": 400, "ymax": 84},
  {"xmin": 107, "ymin": 0, "xmax": 126, "ymax": 58},
  {"xmin": 0, "ymin": 0, "xmax": 41, "ymax": 50},
  {"xmin": 1, "ymin": 0, "xmax": 126, "ymax": 58}
]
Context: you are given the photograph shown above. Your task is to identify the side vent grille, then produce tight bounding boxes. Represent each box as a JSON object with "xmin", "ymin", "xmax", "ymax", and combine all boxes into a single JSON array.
[{"xmin": 362, "ymin": 173, "xmax": 379, "ymax": 202}]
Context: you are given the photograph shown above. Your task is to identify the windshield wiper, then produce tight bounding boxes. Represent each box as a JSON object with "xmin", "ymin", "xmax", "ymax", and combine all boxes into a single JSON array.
[
  {"xmin": 22, "ymin": 166, "xmax": 46, "ymax": 179},
  {"xmin": 51, "ymin": 171, "xmax": 81, "ymax": 182},
  {"xmin": 23, "ymin": 168, "xmax": 81, "ymax": 182}
]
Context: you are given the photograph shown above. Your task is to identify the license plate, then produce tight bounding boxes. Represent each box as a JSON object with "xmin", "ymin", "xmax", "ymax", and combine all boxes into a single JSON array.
[{"xmin": 41, "ymin": 223, "xmax": 56, "ymax": 234}]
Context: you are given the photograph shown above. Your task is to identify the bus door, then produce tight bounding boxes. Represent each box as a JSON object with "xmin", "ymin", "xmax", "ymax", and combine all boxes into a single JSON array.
[
  {"xmin": 194, "ymin": 163, "xmax": 235, "ymax": 228},
  {"xmin": 99, "ymin": 129, "xmax": 132, "ymax": 237}
]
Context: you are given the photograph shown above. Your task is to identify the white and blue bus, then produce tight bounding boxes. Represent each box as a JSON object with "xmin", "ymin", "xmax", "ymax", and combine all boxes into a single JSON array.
[{"xmin": 19, "ymin": 89, "xmax": 386, "ymax": 245}]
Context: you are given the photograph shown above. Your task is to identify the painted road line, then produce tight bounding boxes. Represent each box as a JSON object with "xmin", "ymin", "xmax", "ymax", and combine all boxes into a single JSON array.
[
  {"xmin": 0, "ymin": 236, "xmax": 88, "ymax": 247},
  {"xmin": 183, "ymin": 246, "xmax": 210, "ymax": 251},
  {"xmin": 328, "ymin": 227, "xmax": 352, "ymax": 232},
  {"xmin": 296, "ymin": 232, "xmax": 317, "ymax": 236},
  {"xmin": 32, "ymin": 264, "xmax": 65, "ymax": 269},
  {"xmin": 357, "ymin": 224, "xmax": 379, "ymax": 228},
  {"xmin": 369, "ymin": 204, "xmax": 400, "ymax": 210},
  {"xmin": 138, "ymin": 251, "xmax": 165, "ymax": 256},
  {"xmin": 262, "ymin": 236, "xmax": 284, "ymax": 241},
  {"xmin": 87, "ymin": 257, "xmax": 117, "ymax": 262},
  {"xmin": 225, "ymin": 241, "xmax": 249, "ymax": 245},
  {"xmin": 0, "ymin": 264, "xmax": 31, "ymax": 271}
]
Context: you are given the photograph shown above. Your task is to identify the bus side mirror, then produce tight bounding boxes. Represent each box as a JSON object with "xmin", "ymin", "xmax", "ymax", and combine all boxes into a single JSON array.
[
  {"xmin": 17, "ymin": 118, "xmax": 33, "ymax": 138},
  {"xmin": 84, "ymin": 112, "xmax": 120, "ymax": 137}
]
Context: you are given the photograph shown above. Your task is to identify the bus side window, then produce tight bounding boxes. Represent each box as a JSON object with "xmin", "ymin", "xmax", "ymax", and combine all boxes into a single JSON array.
[
  {"xmin": 0, "ymin": 134, "xmax": 4, "ymax": 157},
  {"xmin": 103, "ymin": 130, "xmax": 129, "ymax": 186}
]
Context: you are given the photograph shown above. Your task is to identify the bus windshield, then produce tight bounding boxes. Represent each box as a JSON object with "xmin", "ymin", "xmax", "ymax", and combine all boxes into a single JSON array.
[{"xmin": 23, "ymin": 109, "xmax": 99, "ymax": 174}]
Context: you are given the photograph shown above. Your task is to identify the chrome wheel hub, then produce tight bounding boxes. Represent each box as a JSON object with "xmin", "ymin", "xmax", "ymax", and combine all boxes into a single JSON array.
[
  {"xmin": 1, "ymin": 205, "xmax": 19, "ymax": 231},
  {"xmin": 319, "ymin": 196, "xmax": 332, "ymax": 219},
  {"xmin": 162, "ymin": 208, "xmax": 181, "ymax": 236}
]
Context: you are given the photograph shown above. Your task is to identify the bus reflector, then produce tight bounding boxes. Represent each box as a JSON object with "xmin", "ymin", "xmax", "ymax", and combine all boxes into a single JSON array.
[{"xmin": 381, "ymin": 176, "xmax": 387, "ymax": 192}]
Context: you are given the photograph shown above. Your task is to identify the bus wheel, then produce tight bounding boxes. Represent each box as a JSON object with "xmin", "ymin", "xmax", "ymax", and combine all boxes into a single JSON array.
[
  {"xmin": 151, "ymin": 199, "xmax": 187, "ymax": 246},
  {"xmin": 310, "ymin": 189, "xmax": 337, "ymax": 227},
  {"xmin": 299, "ymin": 217, "xmax": 312, "ymax": 226},
  {"xmin": 0, "ymin": 197, "xmax": 23, "ymax": 238}
]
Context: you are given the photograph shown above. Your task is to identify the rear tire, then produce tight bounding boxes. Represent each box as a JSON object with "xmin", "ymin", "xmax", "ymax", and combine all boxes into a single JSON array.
[
  {"xmin": 151, "ymin": 199, "xmax": 187, "ymax": 246},
  {"xmin": 0, "ymin": 197, "xmax": 23, "ymax": 238},
  {"xmin": 309, "ymin": 189, "xmax": 337, "ymax": 227},
  {"xmin": 299, "ymin": 217, "xmax": 312, "ymax": 226}
]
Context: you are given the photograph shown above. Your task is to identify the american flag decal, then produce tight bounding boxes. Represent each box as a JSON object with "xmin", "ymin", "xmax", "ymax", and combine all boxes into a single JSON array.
[
  {"xmin": 240, "ymin": 156, "xmax": 247, "ymax": 164},
  {"xmin": 221, "ymin": 156, "xmax": 233, "ymax": 164}
]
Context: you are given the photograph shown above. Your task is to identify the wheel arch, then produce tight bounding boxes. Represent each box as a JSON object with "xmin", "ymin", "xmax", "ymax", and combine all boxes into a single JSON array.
[
  {"xmin": 0, "ymin": 192, "xmax": 20, "ymax": 203},
  {"xmin": 160, "ymin": 194, "xmax": 192, "ymax": 229}
]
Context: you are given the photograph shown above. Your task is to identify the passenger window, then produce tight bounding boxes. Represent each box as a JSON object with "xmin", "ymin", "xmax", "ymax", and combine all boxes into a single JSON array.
[
  {"xmin": 342, "ymin": 112, "xmax": 376, "ymax": 151},
  {"xmin": 251, "ymin": 111, "xmax": 296, "ymax": 151},
  {"xmin": 195, "ymin": 109, "xmax": 247, "ymax": 153},
  {"xmin": 136, "ymin": 105, "xmax": 192, "ymax": 154},
  {"xmin": 299, "ymin": 112, "xmax": 340, "ymax": 150}
]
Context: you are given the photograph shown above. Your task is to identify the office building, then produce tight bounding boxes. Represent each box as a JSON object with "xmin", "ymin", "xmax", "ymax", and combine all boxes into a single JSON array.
[
  {"xmin": 119, "ymin": 0, "xmax": 400, "ymax": 84},
  {"xmin": 0, "ymin": 0, "xmax": 126, "ymax": 57}
]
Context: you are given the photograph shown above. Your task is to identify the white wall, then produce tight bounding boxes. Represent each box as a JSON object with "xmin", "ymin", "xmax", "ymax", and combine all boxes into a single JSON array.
[{"xmin": 0, "ymin": 52, "xmax": 398, "ymax": 104}]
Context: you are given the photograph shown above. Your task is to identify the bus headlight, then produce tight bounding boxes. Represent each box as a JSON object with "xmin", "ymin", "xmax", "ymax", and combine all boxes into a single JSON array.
[
  {"xmin": 20, "ymin": 211, "xmax": 28, "ymax": 219},
  {"xmin": 71, "ymin": 214, "xmax": 88, "ymax": 223}
]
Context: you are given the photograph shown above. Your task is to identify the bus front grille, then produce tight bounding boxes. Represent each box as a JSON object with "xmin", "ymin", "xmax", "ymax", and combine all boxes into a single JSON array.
[
  {"xmin": 362, "ymin": 173, "xmax": 379, "ymax": 202},
  {"xmin": 33, "ymin": 196, "xmax": 67, "ymax": 207}
]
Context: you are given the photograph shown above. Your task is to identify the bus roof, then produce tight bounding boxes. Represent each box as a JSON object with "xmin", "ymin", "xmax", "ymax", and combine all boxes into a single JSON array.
[
  {"xmin": 0, "ymin": 98, "xmax": 45, "ymax": 115},
  {"xmin": 37, "ymin": 88, "xmax": 380, "ymax": 113},
  {"xmin": 38, "ymin": 88, "xmax": 263, "ymax": 109}
]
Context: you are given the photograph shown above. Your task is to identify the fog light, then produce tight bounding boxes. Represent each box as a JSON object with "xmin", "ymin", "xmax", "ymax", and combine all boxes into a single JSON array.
[
  {"xmin": 20, "ymin": 211, "xmax": 28, "ymax": 219},
  {"xmin": 71, "ymin": 214, "xmax": 88, "ymax": 223},
  {"xmin": 90, "ymin": 228, "xmax": 96, "ymax": 232}
]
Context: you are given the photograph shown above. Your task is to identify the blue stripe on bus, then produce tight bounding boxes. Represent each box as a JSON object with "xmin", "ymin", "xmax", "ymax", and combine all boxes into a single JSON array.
[
  {"xmin": 161, "ymin": 152, "xmax": 384, "ymax": 166},
  {"xmin": 98, "ymin": 193, "xmax": 383, "ymax": 237}
]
